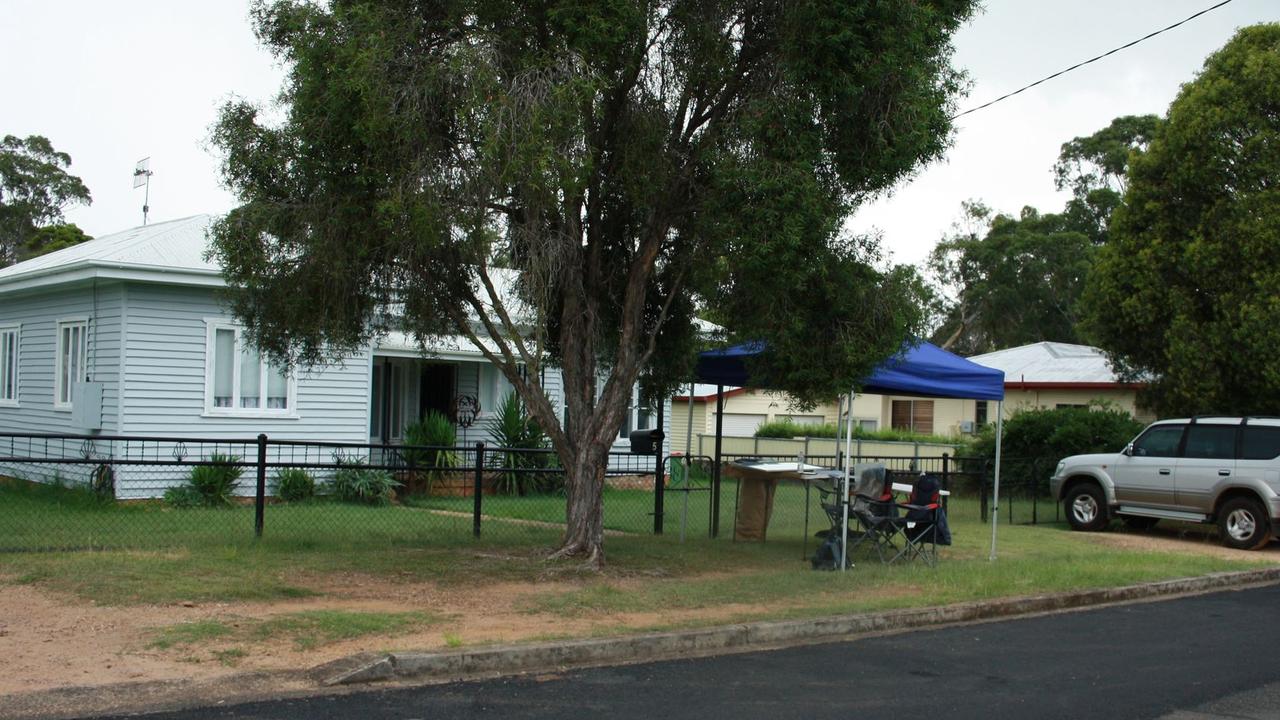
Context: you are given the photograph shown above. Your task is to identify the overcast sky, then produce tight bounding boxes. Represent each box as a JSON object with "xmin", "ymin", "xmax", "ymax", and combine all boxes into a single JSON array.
[{"xmin": 3, "ymin": 0, "xmax": 1275, "ymax": 268}]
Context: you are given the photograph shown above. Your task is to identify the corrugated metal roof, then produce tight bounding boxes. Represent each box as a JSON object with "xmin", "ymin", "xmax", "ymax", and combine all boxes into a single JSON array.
[
  {"xmin": 0, "ymin": 214, "xmax": 219, "ymax": 285},
  {"xmin": 968, "ymin": 342, "xmax": 1121, "ymax": 384}
]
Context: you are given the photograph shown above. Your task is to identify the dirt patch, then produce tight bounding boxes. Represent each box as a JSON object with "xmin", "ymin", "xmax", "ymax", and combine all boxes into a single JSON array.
[
  {"xmin": 1085, "ymin": 526, "xmax": 1280, "ymax": 563},
  {"xmin": 0, "ymin": 568, "xmax": 785, "ymax": 697}
]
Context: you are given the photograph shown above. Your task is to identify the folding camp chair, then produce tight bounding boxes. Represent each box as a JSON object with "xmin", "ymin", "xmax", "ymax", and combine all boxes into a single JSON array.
[
  {"xmin": 811, "ymin": 463, "xmax": 894, "ymax": 568},
  {"xmin": 845, "ymin": 464, "xmax": 901, "ymax": 563},
  {"xmin": 887, "ymin": 473, "xmax": 951, "ymax": 566}
]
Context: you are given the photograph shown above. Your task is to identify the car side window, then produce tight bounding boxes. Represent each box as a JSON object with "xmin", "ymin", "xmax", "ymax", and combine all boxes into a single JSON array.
[
  {"xmin": 1132, "ymin": 425, "xmax": 1185, "ymax": 457},
  {"xmin": 1182, "ymin": 425, "xmax": 1237, "ymax": 459},
  {"xmin": 1240, "ymin": 427, "xmax": 1280, "ymax": 460}
]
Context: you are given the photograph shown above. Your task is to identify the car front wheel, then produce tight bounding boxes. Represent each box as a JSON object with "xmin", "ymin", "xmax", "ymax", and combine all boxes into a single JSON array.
[
  {"xmin": 1218, "ymin": 497, "xmax": 1271, "ymax": 551},
  {"xmin": 1064, "ymin": 483, "xmax": 1109, "ymax": 532}
]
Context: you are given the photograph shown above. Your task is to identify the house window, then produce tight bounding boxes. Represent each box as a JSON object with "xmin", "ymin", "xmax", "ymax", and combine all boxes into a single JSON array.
[
  {"xmin": 858, "ymin": 419, "xmax": 878, "ymax": 432},
  {"xmin": 205, "ymin": 322, "xmax": 293, "ymax": 415},
  {"xmin": 975, "ymin": 401, "xmax": 988, "ymax": 427},
  {"xmin": 891, "ymin": 400, "xmax": 933, "ymax": 434},
  {"xmin": 0, "ymin": 325, "xmax": 17, "ymax": 405},
  {"xmin": 1055, "ymin": 403, "xmax": 1088, "ymax": 410},
  {"xmin": 618, "ymin": 386, "xmax": 652, "ymax": 440},
  {"xmin": 54, "ymin": 319, "xmax": 87, "ymax": 410}
]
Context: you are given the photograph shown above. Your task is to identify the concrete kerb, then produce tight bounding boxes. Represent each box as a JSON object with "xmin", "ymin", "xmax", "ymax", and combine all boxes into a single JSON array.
[{"xmin": 317, "ymin": 566, "xmax": 1280, "ymax": 687}]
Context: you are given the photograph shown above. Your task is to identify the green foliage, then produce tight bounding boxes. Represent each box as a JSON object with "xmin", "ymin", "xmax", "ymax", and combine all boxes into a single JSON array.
[
  {"xmin": 753, "ymin": 420, "xmax": 958, "ymax": 445},
  {"xmin": 928, "ymin": 202, "xmax": 1096, "ymax": 355},
  {"xmin": 272, "ymin": 468, "xmax": 315, "ymax": 502},
  {"xmin": 0, "ymin": 134, "xmax": 92, "ymax": 267},
  {"xmin": 970, "ymin": 405, "xmax": 1145, "ymax": 489},
  {"xmin": 169, "ymin": 454, "xmax": 243, "ymax": 507},
  {"xmin": 1082, "ymin": 24, "xmax": 1280, "ymax": 416},
  {"xmin": 403, "ymin": 410, "xmax": 459, "ymax": 469},
  {"xmin": 402, "ymin": 410, "xmax": 459, "ymax": 496},
  {"xmin": 1054, "ymin": 114, "xmax": 1161, "ymax": 201},
  {"xmin": 163, "ymin": 485, "xmax": 205, "ymax": 509},
  {"xmin": 207, "ymin": 0, "xmax": 975, "ymax": 547},
  {"xmin": 20, "ymin": 222, "xmax": 91, "ymax": 261},
  {"xmin": 330, "ymin": 459, "xmax": 399, "ymax": 505},
  {"xmin": 485, "ymin": 391, "xmax": 557, "ymax": 495}
]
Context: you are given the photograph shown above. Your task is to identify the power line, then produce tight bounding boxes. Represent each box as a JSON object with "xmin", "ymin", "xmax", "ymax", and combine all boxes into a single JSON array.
[{"xmin": 952, "ymin": 0, "xmax": 1237, "ymax": 120}]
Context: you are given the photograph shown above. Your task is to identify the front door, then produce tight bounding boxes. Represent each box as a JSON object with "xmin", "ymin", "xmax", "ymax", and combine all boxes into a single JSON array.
[{"xmin": 419, "ymin": 364, "xmax": 456, "ymax": 421}]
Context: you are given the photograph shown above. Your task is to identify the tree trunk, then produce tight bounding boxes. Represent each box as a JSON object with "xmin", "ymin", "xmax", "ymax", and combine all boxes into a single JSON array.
[{"xmin": 552, "ymin": 439, "xmax": 611, "ymax": 567}]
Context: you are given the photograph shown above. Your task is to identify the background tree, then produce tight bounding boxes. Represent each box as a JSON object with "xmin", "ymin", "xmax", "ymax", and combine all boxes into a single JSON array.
[
  {"xmin": 928, "ymin": 201, "xmax": 1094, "ymax": 355},
  {"xmin": 926, "ymin": 114, "xmax": 1163, "ymax": 354},
  {"xmin": 1083, "ymin": 24, "xmax": 1280, "ymax": 415},
  {"xmin": 210, "ymin": 0, "xmax": 975, "ymax": 564},
  {"xmin": 19, "ymin": 223, "xmax": 91, "ymax": 262},
  {"xmin": 0, "ymin": 135, "xmax": 92, "ymax": 267},
  {"xmin": 1053, "ymin": 114, "xmax": 1161, "ymax": 246}
]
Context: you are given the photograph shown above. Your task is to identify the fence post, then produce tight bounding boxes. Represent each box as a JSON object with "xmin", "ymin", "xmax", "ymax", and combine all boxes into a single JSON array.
[
  {"xmin": 654, "ymin": 412, "xmax": 665, "ymax": 535},
  {"xmin": 473, "ymin": 442, "xmax": 484, "ymax": 538},
  {"xmin": 254, "ymin": 433, "xmax": 267, "ymax": 539},
  {"xmin": 1032, "ymin": 458, "xmax": 1039, "ymax": 525},
  {"xmin": 980, "ymin": 458, "xmax": 989, "ymax": 523},
  {"xmin": 941, "ymin": 452, "xmax": 950, "ymax": 512}
]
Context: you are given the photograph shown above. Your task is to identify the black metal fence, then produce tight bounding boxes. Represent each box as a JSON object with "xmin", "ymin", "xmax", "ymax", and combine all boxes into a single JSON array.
[{"xmin": 0, "ymin": 432, "xmax": 1063, "ymax": 553}]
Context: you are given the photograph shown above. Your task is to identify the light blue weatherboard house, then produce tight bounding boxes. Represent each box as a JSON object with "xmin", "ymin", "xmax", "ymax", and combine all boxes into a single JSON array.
[{"xmin": 0, "ymin": 215, "xmax": 668, "ymax": 497}]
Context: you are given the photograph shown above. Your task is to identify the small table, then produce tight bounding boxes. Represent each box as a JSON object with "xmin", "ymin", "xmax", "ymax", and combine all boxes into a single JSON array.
[{"xmin": 724, "ymin": 461, "xmax": 826, "ymax": 542}]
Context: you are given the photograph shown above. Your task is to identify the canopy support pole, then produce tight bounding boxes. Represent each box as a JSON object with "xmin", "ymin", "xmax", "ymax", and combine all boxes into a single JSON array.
[
  {"xmin": 682, "ymin": 381, "xmax": 694, "ymax": 543},
  {"xmin": 712, "ymin": 385, "xmax": 724, "ymax": 538},
  {"xmin": 989, "ymin": 400, "xmax": 1004, "ymax": 561},
  {"xmin": 840, "ymin": 389, "xmax": 855, "ymax": 571}
]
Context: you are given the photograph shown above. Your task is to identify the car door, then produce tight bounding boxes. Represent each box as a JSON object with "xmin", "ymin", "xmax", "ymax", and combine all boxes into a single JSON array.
[
  {"xmin": 1175, "ymin": 422, "xmax": 1238, "ymax": 513},
  {"xmin": 1111, "ymin": 423, "xmax": 1184, "ymax": 509}
]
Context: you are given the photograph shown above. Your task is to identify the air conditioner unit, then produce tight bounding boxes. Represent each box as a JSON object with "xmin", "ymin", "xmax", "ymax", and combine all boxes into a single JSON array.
[{"xmin": 959, "ymin": 420, "xmax": 975, "ymax": 434}]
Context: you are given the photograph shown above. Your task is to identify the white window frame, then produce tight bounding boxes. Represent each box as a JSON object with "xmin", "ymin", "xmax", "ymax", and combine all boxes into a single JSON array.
[
  {"xmin": 0, "ymin": 323, "xmax": 18, "ymax": 407},
  {"xmin": 202, "ymin": 319, "xmax": 298, "ymax": 418},
  {"xmin": 617, "ymin": 384, "xmax": 653, "ymax": 441},
  {"xmin": 54, "ymin": 317, "xmax": 87, "ymax": 411}
]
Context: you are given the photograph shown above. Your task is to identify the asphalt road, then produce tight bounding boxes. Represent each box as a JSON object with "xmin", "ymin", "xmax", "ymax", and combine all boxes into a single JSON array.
[{"xmin": 88, "ymin": 584, "xmax": 1280, "ymax": 720}]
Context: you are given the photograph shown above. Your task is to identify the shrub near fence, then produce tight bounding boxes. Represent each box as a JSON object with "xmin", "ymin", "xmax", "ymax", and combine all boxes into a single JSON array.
[{"xmin": 0, "ymin": 432, "xmax": 1068, "ymax": 554}]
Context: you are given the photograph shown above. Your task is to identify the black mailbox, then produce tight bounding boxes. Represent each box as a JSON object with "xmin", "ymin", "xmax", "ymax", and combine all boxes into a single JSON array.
[{"xmin": 629, "ymin": 428, "xmax": 665, "ymax": 454}]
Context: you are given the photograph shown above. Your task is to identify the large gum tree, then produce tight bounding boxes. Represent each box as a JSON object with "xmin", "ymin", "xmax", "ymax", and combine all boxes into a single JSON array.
[{"xmin": 210, "ymin": 0, "xmax": 975, "ymax": 565}]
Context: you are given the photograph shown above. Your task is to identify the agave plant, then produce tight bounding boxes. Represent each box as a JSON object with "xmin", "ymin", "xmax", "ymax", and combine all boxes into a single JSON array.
[
  {"xmin": 484, "ymin": 391, "xmax": 553, "ymax": 495},
  {"xmin": 402, "ymin": 410, "xmax": 459, "ymax": 495}
]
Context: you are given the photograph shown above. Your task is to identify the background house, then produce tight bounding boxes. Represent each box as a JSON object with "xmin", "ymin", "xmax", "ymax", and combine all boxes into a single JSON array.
[
  {"xmin": 670, "ymin": 341, "xmax": 1150, "ymax": 448},
  {"xmin": 0, "ymin": 215, "xmax": 667, "ymax": 495},
  {"xmin": 966, "ymin": 341, "xmax": 1153, "ymax": 423}
]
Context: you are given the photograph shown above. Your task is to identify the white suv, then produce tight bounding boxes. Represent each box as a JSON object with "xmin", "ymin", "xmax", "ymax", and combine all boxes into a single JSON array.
[{"xmin": 1049, "ymin": 416, "xmax": 1280, "ymax": 550}]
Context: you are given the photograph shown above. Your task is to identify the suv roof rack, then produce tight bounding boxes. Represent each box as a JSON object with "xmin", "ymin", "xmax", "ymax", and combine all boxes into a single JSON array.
[{"xmin": 1189, "ymin": 415, "xmax": 1240, "ymax": 424}]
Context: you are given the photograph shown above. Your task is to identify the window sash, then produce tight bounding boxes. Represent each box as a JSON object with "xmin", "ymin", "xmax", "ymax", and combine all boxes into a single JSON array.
[
  {"xmin": 207, "ymin": 323, "xmax": 292, "ymax": 414},
  {"xmin": 0, "ymin": 328, "xmax": 16, "ymax": 403},
  {"xmin": 55, "ymin": 321, "xmax": 86, "ymax": 408},
  {"xmin": 891, "ymin": 400, "xmax": 933, "ymax": 434}
]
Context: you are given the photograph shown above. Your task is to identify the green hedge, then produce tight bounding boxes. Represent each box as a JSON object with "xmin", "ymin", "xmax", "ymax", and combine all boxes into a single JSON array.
[{"xmin": 753, "ymin": 419, "xmax": 959, "ymax": 446}]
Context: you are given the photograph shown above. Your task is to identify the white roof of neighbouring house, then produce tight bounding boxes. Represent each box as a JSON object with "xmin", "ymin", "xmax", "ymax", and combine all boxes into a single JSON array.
[
  {"xmin": 968, "ymin": 342, "xmax": 1133, "ymax": 386},
  {"xmin": 0, "ymin": 214, "xmax": 222, "ymax": 294}
]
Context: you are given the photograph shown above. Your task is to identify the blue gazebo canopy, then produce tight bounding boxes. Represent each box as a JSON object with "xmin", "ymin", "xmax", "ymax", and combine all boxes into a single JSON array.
[{"xmin": 695, "ymin": 340, "xmax": 1005, "ymax": 401}]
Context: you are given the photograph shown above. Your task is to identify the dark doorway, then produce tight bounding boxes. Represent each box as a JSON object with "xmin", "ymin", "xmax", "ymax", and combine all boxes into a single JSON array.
[{"xmin": 419, "ymin": 364, "xmax": 456, "ymax": 421}]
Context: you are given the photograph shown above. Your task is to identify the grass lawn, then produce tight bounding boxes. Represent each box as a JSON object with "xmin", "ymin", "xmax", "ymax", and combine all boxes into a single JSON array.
[{"xmin": 0, "ymin": 480, "xmax": 1264, "ymax": 616}]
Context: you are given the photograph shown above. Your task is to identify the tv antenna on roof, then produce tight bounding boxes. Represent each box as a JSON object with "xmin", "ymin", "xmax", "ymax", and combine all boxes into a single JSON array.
[{"xmin": 132, "ymin": 157, "xmax": 154, "ymax": 225}]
